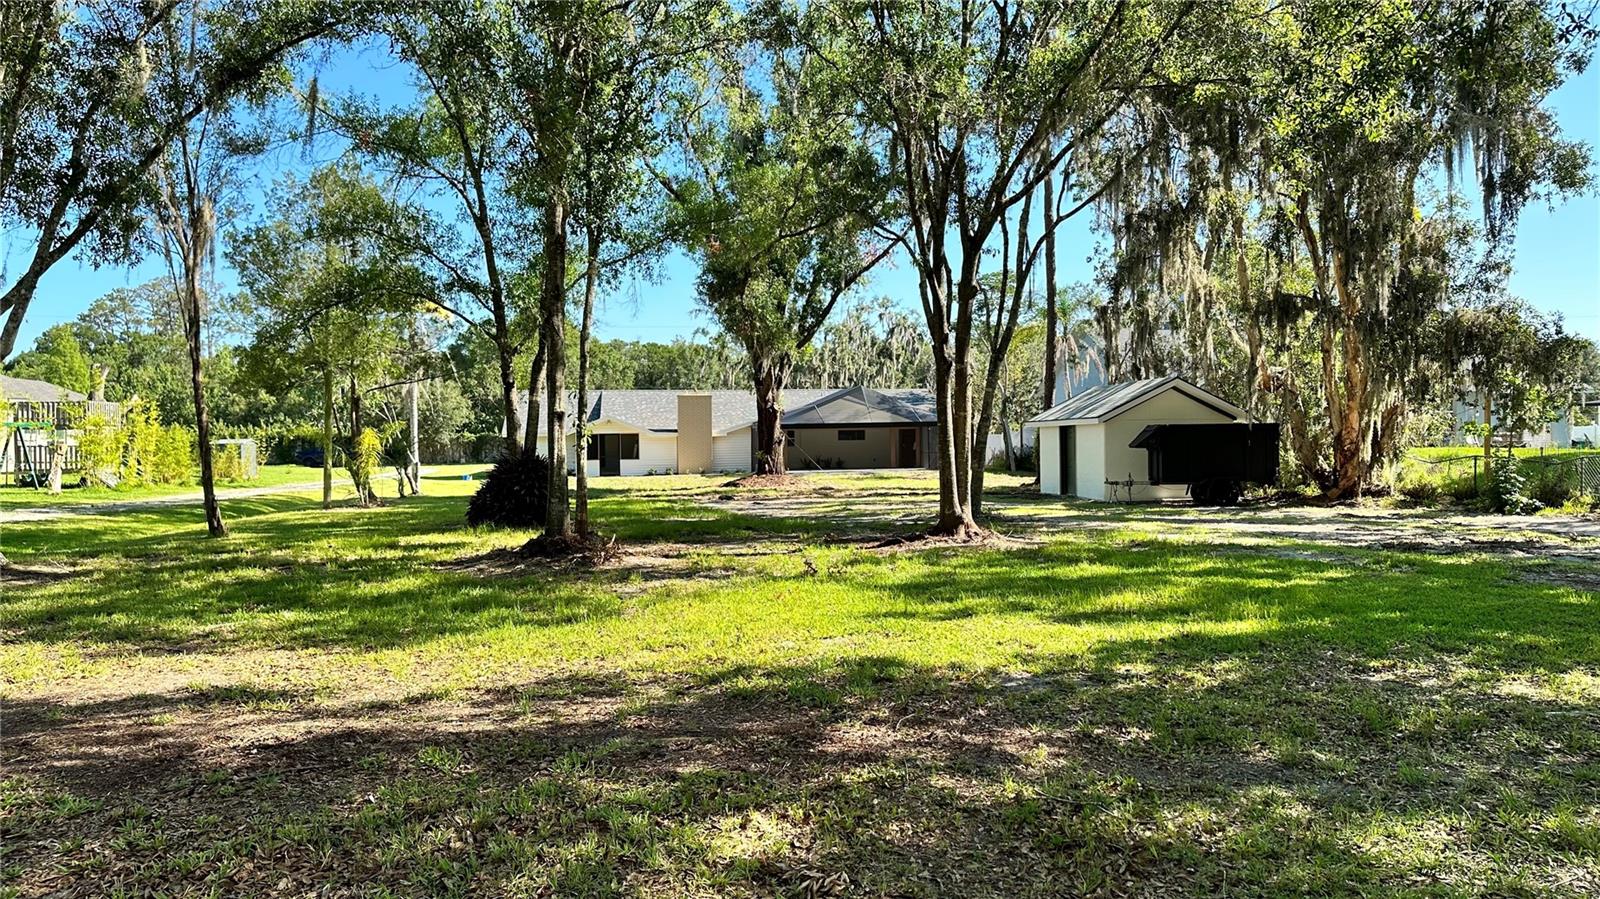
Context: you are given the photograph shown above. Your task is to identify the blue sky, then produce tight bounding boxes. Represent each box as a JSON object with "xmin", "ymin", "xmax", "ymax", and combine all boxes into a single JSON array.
[{"xmin": 6, "ymin": 40, "xmax": 1597, "ymax": 355}]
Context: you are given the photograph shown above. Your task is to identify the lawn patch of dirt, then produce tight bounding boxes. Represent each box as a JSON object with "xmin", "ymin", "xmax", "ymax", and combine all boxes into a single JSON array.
[
  {"xmin": 9, "ymin": 654, "xmax": 1598, "ymax": 897},
  {"xmin": 0, "ymin": 561, "xmax": 85, "ymax": 587},
  {"xmin": 721, "ymin": 472, "xmax": 806, "ymax": 489}
]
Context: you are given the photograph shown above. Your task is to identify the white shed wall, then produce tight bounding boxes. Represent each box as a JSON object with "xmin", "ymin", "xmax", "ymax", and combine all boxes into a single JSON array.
[
  {"xmin": 1097, "ymin": 389, "xmax": 1233, "ymax": 501},
  {"xmin": 1038, "ymin": 426, "xmax": 1061, "ymax": 495},
  {"xmin": 712, "ymin": 427, "xmax": 752, "ymax": 472},
  {"xmin": 1074, "ymin": 423, "xmax": 1107, "ymax": 499}
]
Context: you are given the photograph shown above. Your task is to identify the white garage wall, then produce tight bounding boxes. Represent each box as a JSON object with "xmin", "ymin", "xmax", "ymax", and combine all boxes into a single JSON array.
[
  {"xmin": 712, "ymin": 427, "xmax": 752, "ymax": 472},
  {"xmin": 1075, "ymin": 423, "xmax": 1106, "ymax": 499},
  {"xmin": 1038, "ymin": 426, "xmax": 1061, "ymax": 495},
  {"xmin": 1099, "ymin": 389, "xmax": 1233, "ymax": 501}
]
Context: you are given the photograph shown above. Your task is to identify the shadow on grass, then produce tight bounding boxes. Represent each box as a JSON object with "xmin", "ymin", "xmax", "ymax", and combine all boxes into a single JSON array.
[
  {"xmin": 4, "ymin": 490, "xmax": 1595, "ymax": 678},
  {"xmin": 6, "ymin": 649, "xmax": 1598, "ymax": 897}
]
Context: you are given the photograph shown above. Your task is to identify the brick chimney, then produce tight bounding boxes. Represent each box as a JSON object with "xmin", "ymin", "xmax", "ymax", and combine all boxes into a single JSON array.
[{"xmin": 676, "ymin": 393, "xmax": 713, "ymax": 473}]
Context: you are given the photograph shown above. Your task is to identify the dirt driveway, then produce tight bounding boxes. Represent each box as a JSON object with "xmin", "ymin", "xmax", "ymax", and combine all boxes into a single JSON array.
[{"xmin": 707, "ymin": 488, "xmax": 1600, "ymax": 561}]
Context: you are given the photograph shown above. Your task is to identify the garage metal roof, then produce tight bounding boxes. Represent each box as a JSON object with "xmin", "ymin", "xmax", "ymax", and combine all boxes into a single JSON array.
[{"xmin": 1025, "ymin": 375, "xmax": 1245, "ymax": 426}]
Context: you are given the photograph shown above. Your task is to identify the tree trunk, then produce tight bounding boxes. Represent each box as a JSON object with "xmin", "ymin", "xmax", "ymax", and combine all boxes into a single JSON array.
[
  {"xmin": 322, "ymin": 367, "xmax": 333, "ymax": 508},
  {"xmin": 1482, "ymin": 387, "xmax": 1494, "ymax": 474},
  {"xmin": 349, "ymin": 372, "xmax": 363, "ymax": 445},
  {"xmin": 1001, "ymin": 410, "xmax": 1016, "ymax": 472},
  {"xmin": 1041, "ymin": 171, "xmax": 1058, "ymax": 411},
  {"xmin": 575, "ymin": 226, "xmax": 599, "ymax": 537},
  {"xmin": 950, "ymin": 272, "xmax": 978, "ymax": 524},
  {"xmin": 523, "ymin": 332, "xmax": 547, "ymax": 457},
  {"xmin": 929, "ymin": 345, "xmax": 979, "ymax": 537},
  {"xmin": 752, "ymin": 355, "xmax": 792, "ymax": 476},
  {"xmin": 407, "ymin": 372, "xmax": 421, "ymax": 495},
  {"xmin": 541, "ymin": 195, "xmax": 571, "ymax": 538},
  {"xmin": 186, "ymin": 283, "xmax": 225, "ymax": 537},
  {"xmin": 0, "ymin": 245, "xmax": 48, "ymax": 362},
  {"xmin": 1327, "ymin": 315, "xmax": 1370, "ymax": 499},
  {"xmin": 497, "ymin": 322, "xmax": 521, "ymax": 457},
  {"xmin": 348, "ymin": 371, "xmax": 369, "ymax": 506}
]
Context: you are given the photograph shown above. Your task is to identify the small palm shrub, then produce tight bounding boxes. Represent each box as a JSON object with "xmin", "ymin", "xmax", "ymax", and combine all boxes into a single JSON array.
[
  {"xmin": 347, "ymin": 427, "xmax": 383, "ymax": 505},
  {"xmin": 466, "ymin": 452, "xmax": 551, "ymax": 528}
]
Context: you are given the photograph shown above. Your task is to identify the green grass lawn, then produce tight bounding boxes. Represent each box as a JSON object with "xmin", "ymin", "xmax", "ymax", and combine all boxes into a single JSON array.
[
  {"xmin": 2, "ymin": 471, "xmax": 1596, "ymax": 897},
  {"xmin": 0, "ymin": 463, "xmax": 333, "ymax": 508}
]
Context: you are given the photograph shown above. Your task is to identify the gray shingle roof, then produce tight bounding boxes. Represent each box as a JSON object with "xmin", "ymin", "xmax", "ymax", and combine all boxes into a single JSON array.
[
  {"xmin": 517, "ymin": 386, "xmax": 935, "ymax": 436},
  {"xmin": 1026, "ymin": 375, "xmax": 1244, "ymax": 425},
  {"xmin": 0, "ymin": 375, "xmax": 86, "ymax": 403},
  {"xmin": 781, "ymin": 387, "xmax": 937, "ymax": 426}
]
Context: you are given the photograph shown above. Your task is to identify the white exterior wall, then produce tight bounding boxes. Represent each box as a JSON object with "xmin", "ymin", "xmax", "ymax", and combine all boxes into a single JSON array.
[
  {"xmin": 712, "ymin": 427, "xmax": 752, "ymax": 472},
  {"xmin": 1038, "ymin": 426, "xmax": 1061, "ymax": 495},
  {"xmin": 1096, "ymin": 389, "xmax": 1233, "ymax": 501},
  {"xmin": 622, "ymin": 432, "xmax": 677, "ymax": 476},
  {"xmin": 787, "ymin": 427, "xmax": 898, "ymax": 469},
  {"xmin": 1074, "ymin": 424, "xmax": 1106, "ymax": 499},
  {"xmin": 554, "ymin": 425, "xmax": 679, "ymax": 476}
]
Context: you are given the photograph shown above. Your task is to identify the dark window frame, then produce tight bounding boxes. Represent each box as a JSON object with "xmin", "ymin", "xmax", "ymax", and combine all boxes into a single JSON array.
[
  {"xmin": 619, "ymin": 433, "xmax": 640, "ymax": 460},
  {"xmin": 837, "ymin": 429, "xmax": 866, "ymax": 441}
]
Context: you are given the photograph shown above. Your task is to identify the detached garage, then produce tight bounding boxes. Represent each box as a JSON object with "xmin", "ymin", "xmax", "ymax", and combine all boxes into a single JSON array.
[{"xmin": 1028, "ymin": 375, "xmax": 1265, "ymax": 502}]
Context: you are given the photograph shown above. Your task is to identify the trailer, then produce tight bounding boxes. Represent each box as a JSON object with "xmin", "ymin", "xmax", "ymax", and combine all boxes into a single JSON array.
[{"xmin": 1127, "ymin": 422, "xmax": 1280, "ymax": 505}]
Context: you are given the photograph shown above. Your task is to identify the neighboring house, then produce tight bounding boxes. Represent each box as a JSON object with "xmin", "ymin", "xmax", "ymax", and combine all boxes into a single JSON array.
[
  {"xmin": 1028, "ymin": 375, "xmax": 1254, "ymax": 501},
  {"xmin": 2, "ymin": 373, "xmax": 87, "ymax": 407},
  {"xmin": 1446, "ymin": 386, "xmax": 1600, "ymax": 449},
  {"xmin": 0, "ymin": 375, "xmax": 121, "ymax": 481},
  {"xmin": 516, "ymin": 386, "xmax": 939, "ymax": 475}
]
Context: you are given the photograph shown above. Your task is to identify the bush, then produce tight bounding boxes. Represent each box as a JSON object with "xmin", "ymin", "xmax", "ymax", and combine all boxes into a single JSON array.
[
  {"xmin": 1395, "ymin": 472, "xmax": 1440, "ymax": 503},
  {"xmin": 267, "ymin": 424, "xmax": 325, "ymax": 465},
  {"xmin": 214, "ymin": 443, "xmax": 245, "ymax": 482},
  {"xmin": 151, "ymin": 425, "xmax": 193, "ymax": 485},
  {"xmin": 76, "ymin": 413, "xmax": 122, "ymax": 486},
  {"xmin": 120, "ymin": 401, "xmax": 163, "ymax": 485},
  {"xmin": 470, "ymin": 433, "xmax": 509, "ymax": 464},
  {"xmin": 1485, "ymin": 454, "xmax": 1541, "ymax": 515},
  {"xmin": 466, "ymin": 452, "xmax": 551, "ymax": 529},
  {"xmin": 1528, "ymin": 462, "xmax": 1579, "ymax": 509}
]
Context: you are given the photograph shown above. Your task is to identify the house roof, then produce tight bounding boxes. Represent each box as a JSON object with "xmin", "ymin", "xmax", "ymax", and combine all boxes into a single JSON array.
[
  {"xmin": 1024, "ymin": 375, "xmax": 1246, "ymax": 426},
  {"xmin": 0, "ymin": 374, "xmax": 86, "ymax": 403},
  {"xmin": 518, "ymin": 387, "xmax": 936, "ymax": 437},
  {"xmin": 780, "ymin": 386, "xmax": 938, "ymax": 427}
]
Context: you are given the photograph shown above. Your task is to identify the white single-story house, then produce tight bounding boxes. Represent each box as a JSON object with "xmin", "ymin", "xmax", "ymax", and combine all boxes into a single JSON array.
[
  {"xmin": 517, "ymin": 386, "xmax": 939, "ymax": 475},
  {"xmin": 1027, "ymin": 375, "xmax": 1252, "ymax": 501}
]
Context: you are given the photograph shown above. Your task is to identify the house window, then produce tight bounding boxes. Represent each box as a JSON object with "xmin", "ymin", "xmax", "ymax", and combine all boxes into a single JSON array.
[
  {"xmin": 586, "ymin": 439, "xmax": 600, "ymax": 460},
  {"xmin": 619, "ymin": 434, "xmax": 640, "ymax": 460},
  {"xmin": 784, "ymin": 429, "xmax": 796, "ymax": 446},
  {"xmin": 837, "ymin": 429, "xmax": 865, "ymax": 441}
]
